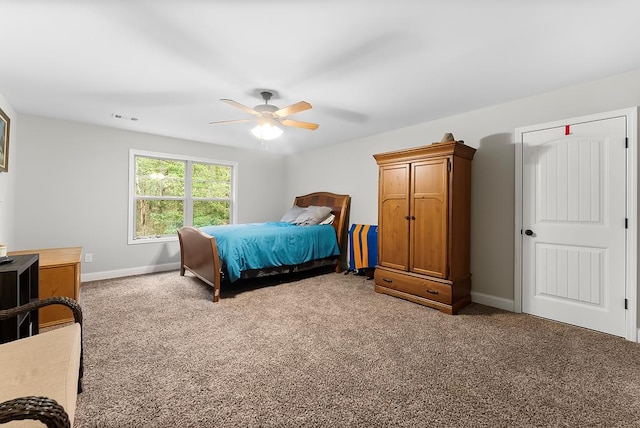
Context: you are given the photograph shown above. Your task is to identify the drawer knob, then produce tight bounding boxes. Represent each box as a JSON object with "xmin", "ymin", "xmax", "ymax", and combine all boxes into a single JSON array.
[
  {"xmin": 383, "ymin": 278, "xmax": 392, "ymax": 283},
  {"xmin": 426, "ymin": 288, "xmax": 439, "ymax": 295}
]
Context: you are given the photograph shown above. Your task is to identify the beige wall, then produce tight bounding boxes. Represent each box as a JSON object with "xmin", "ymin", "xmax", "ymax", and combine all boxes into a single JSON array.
[
  {"xmin": 14, "ymin": 115, "xmax": 287, "ymax": 277},
  {"xmin": 285, "ymin": 68, "xmax": 640, "ymax": 310}
]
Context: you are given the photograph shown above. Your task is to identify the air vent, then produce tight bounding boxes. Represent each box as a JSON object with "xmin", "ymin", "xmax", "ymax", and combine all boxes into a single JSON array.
[{"xmin": 111, "ymin": 113, "xmax": 139, "ymax": 122}]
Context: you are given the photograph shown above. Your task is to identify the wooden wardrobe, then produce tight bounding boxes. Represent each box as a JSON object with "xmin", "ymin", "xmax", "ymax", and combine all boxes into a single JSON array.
[{"xmin": 373, "ymin": 140, "xmax": 476, "ymax": 314}]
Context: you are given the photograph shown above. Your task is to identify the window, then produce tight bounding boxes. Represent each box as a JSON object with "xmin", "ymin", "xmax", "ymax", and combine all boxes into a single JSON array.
[{"xmin": 128, "ymin": 150, "xmax": 237, "ymax": 244}]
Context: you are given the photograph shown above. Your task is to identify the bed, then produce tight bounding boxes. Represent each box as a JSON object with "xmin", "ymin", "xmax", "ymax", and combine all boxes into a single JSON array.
[{"xmin": 177, "ymin": 192, "xmax": 351, "ymax": 301}]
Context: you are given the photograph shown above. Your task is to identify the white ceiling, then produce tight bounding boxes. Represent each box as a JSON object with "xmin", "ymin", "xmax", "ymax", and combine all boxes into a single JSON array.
[{"xmin": 2, "ymin": 1, "xmax": 640, "ymax": 154}]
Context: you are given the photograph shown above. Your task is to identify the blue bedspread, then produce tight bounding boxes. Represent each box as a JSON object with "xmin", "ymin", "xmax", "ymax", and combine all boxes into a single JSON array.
[{"xmin": 199, "ymin": 222, "xmax": 340, "ymax": 282}]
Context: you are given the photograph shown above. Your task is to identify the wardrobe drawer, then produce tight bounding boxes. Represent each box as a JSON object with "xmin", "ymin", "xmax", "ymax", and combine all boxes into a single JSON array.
[{"xmin": 375, "ymin": 269, "xmax": 452, "ymax": 304}]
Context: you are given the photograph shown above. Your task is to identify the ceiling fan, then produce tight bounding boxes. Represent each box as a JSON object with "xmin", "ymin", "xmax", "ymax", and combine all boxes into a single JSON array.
[{"xmin": 209, "ymin": 91, "xmax": 319, "ymax": 140}]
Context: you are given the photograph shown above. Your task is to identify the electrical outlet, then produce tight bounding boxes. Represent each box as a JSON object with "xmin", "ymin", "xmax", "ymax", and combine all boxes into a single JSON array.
[{"xmin": 84, "ymin": 253, "xmax": 93, "ymax": 263}]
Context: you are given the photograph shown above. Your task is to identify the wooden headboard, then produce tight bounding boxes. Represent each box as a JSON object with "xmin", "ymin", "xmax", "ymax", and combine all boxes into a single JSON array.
[{"xmin": 293, "ymin": 192, "xmax": 351, "ymax": 254}]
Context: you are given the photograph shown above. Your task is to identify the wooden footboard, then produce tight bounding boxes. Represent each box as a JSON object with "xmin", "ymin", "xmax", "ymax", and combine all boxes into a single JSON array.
[{"xmin": 177, "ymin": 226, "xmax": 221, "ymax": 302}]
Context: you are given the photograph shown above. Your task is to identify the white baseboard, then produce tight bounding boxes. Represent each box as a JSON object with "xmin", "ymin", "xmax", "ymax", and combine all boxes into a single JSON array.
[
  {"xmin": 81, "ymin": 267, "xmax": 520, "ymax": 313},
  {"xmin": 81, "ymin": 262, "xmax": 180, "ymax": 283},
  {"xmin": 471, "ymin": 291, "xmax": 515, "ymax": 312}
]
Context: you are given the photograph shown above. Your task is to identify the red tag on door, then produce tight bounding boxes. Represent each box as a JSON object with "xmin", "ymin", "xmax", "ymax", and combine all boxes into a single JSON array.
[{"xmin": 565, "ymin": 125, "xmax": 571, "ymax": 135}]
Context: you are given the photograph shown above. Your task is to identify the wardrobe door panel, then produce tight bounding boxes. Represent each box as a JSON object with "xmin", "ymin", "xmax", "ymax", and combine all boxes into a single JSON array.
[
  {"xmin": 379, "ymin": 164, "xmax": 410, "ymax": 270},
  {"xmin": 411, "ymin": 159, "xmax": 449, "ymax": 278}
]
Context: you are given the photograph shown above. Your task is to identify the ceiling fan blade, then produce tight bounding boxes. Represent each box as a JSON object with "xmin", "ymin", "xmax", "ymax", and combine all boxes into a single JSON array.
[
  {"xmin": 273, "ymin": 101, "xmax": 312, "ymax": 118},
  {"xmin": 281, "ymin": 119, "xmax": 319, "ymax": 130},
  {"xmin": 221, "ymin": 99, "xmax": 260, "ymax": 116},
  {"xmin": 209, "ymin": 118, "xmax": 254, "ymax": 125}
]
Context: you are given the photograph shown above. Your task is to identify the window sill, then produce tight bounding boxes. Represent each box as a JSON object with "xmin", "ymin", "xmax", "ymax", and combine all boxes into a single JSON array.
[{"xmin": 128, "ymin": 235, "xmax": 178, "ymax": 245}]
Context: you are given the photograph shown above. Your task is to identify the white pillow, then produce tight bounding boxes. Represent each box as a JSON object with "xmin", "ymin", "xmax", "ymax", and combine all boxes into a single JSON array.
[
  {"xmin": 280, "ymin": 206, "xmax": 307, "ymax": 223},
  {"xmin": 294, "ymin": 205, "xmax": 333, "ymax": 225},
  {"xmin": 319, "ymin": 213, "xmax": 335, "ymax": 225}
]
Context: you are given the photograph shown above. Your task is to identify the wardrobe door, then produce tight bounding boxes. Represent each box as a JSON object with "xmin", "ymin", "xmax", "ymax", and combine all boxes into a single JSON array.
[
  {"xmin": 410, "ymin": 158, "xmax": 449, "ymax": 278},
  {"xmin": 378, "ymin": 164, "xmax": 410, "ymax": 271}
]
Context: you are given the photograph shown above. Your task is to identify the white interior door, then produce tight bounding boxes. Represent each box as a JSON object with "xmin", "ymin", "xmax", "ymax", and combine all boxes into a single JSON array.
[{"xmin": 521, "ymin": 115, "xmax": 627, "ymax": 337}]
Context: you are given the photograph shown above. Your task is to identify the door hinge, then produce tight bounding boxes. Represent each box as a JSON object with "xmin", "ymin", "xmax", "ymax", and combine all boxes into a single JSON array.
[
  {"xmin": 625, "ymin": 298, "xmax": 628, "ymax": 310},
  {"xmin": 625, "ymin": 218, "xmax": 629, "ymax": 229},
  {"xmin": 447, "ymin": 158, "xmax": 451, "ymax": 172},
  {"xmin": 625, "ymin": 137, "xmax": 629, "ymax": 148}
]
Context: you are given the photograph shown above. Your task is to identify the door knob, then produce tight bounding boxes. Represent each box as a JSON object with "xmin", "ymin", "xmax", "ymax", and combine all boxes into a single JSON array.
[{"xmin": 524, "ymin": 229, "xmax": 534, "ymax": 236}]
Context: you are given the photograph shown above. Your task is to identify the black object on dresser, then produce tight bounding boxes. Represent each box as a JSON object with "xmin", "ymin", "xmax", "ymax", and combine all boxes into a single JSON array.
[{"xmin": 0, "ymin": 254, "xmax": 39, "ymax": 343}]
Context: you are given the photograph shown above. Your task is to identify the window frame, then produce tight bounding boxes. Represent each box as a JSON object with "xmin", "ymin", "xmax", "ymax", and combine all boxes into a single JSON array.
[{"xmin": 128, "ymin": 149, "xmax": 238, "ymax": 245}]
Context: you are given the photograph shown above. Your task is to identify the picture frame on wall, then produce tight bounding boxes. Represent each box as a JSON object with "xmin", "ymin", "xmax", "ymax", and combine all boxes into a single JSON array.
[{"xmin": 0, "ymin": 106, "xmax": 9, "ymax": 173}]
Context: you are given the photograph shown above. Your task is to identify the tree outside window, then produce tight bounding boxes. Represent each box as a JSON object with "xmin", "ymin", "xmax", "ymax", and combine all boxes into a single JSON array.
[{"xmin": 129, "ymin": 150, "xmax": 235, "ymax": 243}]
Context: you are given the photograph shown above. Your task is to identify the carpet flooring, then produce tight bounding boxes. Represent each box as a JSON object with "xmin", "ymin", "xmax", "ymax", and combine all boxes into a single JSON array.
[{"xmin": 74, "ymin": 270, "xmax": 640, "ymax": 427}]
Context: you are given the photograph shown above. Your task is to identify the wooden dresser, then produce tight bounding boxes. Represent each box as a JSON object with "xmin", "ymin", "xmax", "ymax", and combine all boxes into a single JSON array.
[
  {"xmin": 373, "ymin": 141, "xmax": 475, "ymax": 314},
  {"xmin": 8, "ymin": 247, "xmax": 82, "ymax": 327}
]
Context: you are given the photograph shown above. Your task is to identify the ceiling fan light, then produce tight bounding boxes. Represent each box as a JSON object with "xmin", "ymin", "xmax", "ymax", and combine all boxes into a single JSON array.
[{"xmin": 251, "ymin": 123, "xmax": 283, "ymax": 141}]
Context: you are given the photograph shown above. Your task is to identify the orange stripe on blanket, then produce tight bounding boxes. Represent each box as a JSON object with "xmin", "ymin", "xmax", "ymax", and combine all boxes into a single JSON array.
[
  {"xmin": 358, "ymin": 225, "xmax": 371, "ymax": 270},
  {"xmin": 352, "ymin": 224, "xmax": 363, "ymax": 270}
]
